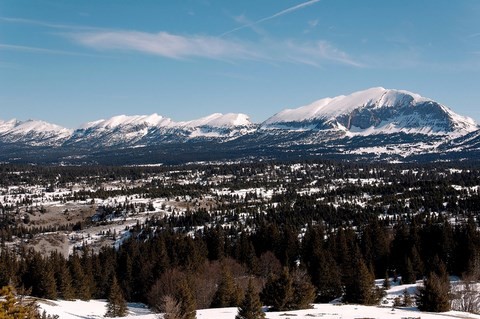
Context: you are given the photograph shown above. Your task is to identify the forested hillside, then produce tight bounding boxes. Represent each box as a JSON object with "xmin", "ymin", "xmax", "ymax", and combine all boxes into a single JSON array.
[{"xmin": 0, "ymin": 161, "xmax": 479, "ymax": 316}]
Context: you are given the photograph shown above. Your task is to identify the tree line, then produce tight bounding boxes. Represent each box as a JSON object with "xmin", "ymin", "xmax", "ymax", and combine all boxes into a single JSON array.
[{"xmin": 0, "ymin": 212, "xmax": 479, "ymax": 316}]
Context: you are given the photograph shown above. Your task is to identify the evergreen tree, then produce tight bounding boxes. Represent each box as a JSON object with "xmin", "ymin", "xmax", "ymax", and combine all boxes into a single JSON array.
[
  {"xmin": 211, "ymin": 267, "xmax": 242, "ymax": 308},
  {"xmin": 235, "ymin": 279, "xmax": 265, "ymax": 319},
  {"xmin": 303, "ymin": 228, "xmax": 343, "ymax": 304},
  {"xmin": 38, "ymin": 266, "xmax": 57, "ymax": 300},
  {"xmin": 313, "ymin": 251, "xmax": 343, "ymax": 303},
  {"xmin": 68, "ymin": 252, "xmax": 86, "ymax": 299},
  {"xmin": 105, "ymin": 276, "xmax": 128, "ymax": 317},
  {"xmin": 343, "ymin": 255, "xmax": 379, "ymax": 305},
  {"xmin": 260, "ymin": 267, "xmax": 315, "ymax": 311},
  {"xmin": 176, "ymin": 279, "xmax": 196, "ymax": 319},
  {"xmin": 260, "ymin": 268, "xmax": 293, "ymax": 311},
  {"xmin": 416, "ymin": 263, "xmax": 451, "ymax": 313},
  {"xmin": 289, "ymin": 268, "xmax": 316, "ymax": 310},
  {"xmin": 0, "ymin": 285, "xmax": 40, "ymax": 319},
  {"xmin": 58, "ymin": 265, "xmax": 74, "ymax": 300},
  {"xmin": 402, "ymin": 257, "xmax": 416, "ymax": 284}
]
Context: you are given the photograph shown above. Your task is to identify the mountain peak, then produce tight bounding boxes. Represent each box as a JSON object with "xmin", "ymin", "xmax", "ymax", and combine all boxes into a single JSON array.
[
  {"xmin": 180, "ymin": 113, "xmax": 252, "ymax": 128},
  {"xmin": 263, "ymin": 87, "xmax": 430, "ymax": 125},
  {"xmin": 262, "ymin": 87, "xmax": 477, "ymax": 136},
  {"xmin": 79, "ymin": 113, "xmax": 173, "ymax": 130}
]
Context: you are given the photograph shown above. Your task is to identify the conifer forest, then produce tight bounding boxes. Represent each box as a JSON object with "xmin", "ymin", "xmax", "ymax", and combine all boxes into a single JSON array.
[{"xmin": 0, "ymin": 161, "xmax": 480, "ymax": 317}]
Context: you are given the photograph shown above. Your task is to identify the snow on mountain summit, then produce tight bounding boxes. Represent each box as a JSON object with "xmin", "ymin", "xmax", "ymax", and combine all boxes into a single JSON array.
[
  {"xmin": 78, "ymin": 113, "xmax": 252, "ymax": 130},
  {"xmin": 179, "ymin": 113, "xmax": 252, "ymax": 128},
  {"xmin": 0, "ymin": 119, "xmax": 73, "ymax": 146},
  {"xmin": 263, "ymin": 87, "xmax": 478, "ymax": 136},
  {"xmin": 264, "ymin": 87, "xmax": 429, "ymax": 124},
  {"xmin": 1, "ymin": 88, "xmax": 478, "ymax": 154},
  {"xmin": 79, "ymin": 114, "xmax": 173, "ymax": 130}
]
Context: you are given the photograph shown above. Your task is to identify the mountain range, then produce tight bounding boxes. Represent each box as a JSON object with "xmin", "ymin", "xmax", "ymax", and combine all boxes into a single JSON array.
[{"xmin": 1, "ymin": 87, "xmax": 479, "ymax": 164}]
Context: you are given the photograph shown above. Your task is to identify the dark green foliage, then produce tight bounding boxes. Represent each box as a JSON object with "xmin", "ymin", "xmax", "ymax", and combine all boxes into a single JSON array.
[
  {"xmin": 302, "ymin": 226, "xmax": 342, "ymax": 303},
  {"xmin": 289, "ymin": 268, "xmax": 316, "ymax": 310},
  {"xmin": 382, "ymin": 272, "xmax": 390, "ymax": 290},
  {"xmin": 260, "ymin": 269, "xmax": 293, "ymax": 311},
  {"xmin": 211, "ymin": 267, "xmax": 242, "ymax": 308},
  {"xmin": 343, "ymin": 254, "xmax": 379, "ymax": 305},
  {"xmin": 176, "ymin": 279, "xmax": 196, "ymax": 319},
  {"xmin": 314, "ymin": 252, "xmax": 343, "ymax": 302},
  {"xmin": 38, "ymin": 267, "xmax": 57, "ymax": 300},
  {"xmin": 2, "ymin": 161, "xmax": 480, "ymax": 316},
  {"xmin": 402, "ymin": 258, "xmax": 416, "ymax": 285},
  {"xmin": 57, "ymin": 265, "xmax": 74, "ymax": 300},
  {"xmin": 261, "ymin": 268, "xmax": 315, "ymax": 311},
  {"xmin": 416, "ymin": 262, "xmax": 451, "ymax": 312},
  {"xmin": 236, "ymin": 279, "xmax": 265, "ymax": 319},
  {"xmin": 105, "ymin": 276, "xmax": 128, "ymax": 317}
]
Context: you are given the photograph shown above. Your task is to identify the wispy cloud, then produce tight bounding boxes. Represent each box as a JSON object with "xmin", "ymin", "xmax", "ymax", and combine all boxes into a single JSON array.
[
  {"xmin": 0, "ymin": 43, "xmax": 100, "ymax": 57},
  {"xmin": 0, "ymin": 16, "xmax": 101, "ymax": 31},
  {"xmin": 68, "ymin": 30, "xmax": 363, "ymax": 67},
  {"xmin": 69, "ymin": 31, "xmax": 259, "ymax": 60},
  {"xmin": 2, "ymin": 15, "xmax": 362, "ymax": 68},
  {"xmin": 220, "ymin": 0, "xmax": 321, "ymax": 37},
  {"xmin": 282, "ymin": 40, "xmax": 364, "ymax": 67},
  {"xmin": 233, "ymin": 15, "xmax": 268, "ymax": 37}
]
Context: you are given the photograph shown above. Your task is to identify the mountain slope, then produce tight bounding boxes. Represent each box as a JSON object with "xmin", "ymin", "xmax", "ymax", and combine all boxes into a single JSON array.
[
  {"xmin": 0, "ymin": 119, "xmax": 72, "ymax": 146},
  {"xmin": 0, "ymin": 88, "xmax": 478, "ymax": 164},
  {"xmin": 262, "ymin": 87, "xmax": 477, "ymax": 137},
  {"xmin": 65, "ymin": 113, "xmax": 255, "ymax": 148}
]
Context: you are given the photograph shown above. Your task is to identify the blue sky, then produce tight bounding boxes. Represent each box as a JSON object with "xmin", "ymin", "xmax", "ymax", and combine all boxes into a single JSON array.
[{"xmin": 1, "ymin": 0, "xmax": 479, "ymax": 128}]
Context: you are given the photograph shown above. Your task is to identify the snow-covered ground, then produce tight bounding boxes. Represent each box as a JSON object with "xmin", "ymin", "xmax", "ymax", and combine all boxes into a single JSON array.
[
  {"xmin": 37, "ymin": 280, "xmax": 480, "ymax": 319},
  {"xmin": 37, "ymin": 299, "xmax": 480, "ymax": 319}
]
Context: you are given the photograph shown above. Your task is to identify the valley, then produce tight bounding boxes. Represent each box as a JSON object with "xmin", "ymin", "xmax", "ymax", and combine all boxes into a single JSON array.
[{"xmin": 1, "ymin": 161, "xmax": 480, "ymax": 317}]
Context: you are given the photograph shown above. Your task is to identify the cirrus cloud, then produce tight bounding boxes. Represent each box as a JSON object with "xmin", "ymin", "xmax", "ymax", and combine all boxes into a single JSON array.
[
  {"xmin": 68, "ymin": 29, "xmax": 364, "ymax": 67},
  {"xmin": 70, "ymin": 31, "xmax": 257, "ymax": 60}
]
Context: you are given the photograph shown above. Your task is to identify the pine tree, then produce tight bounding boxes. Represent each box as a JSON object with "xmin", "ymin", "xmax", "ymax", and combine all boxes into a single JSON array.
[
  {"xmin": 402, "ymin": 257, "xmax": 416, "ymax": 284},
  {"xmin": 289, "ymin": 268, "xmax": 316, "ymax": 310},
  {"xmin": 235, "ymin": 279, "xmax": 265, "ymax": 319},
  {"xmin": 315, "ymin": 251, "xmax": 343, "ymax": 303},
  {"xmin": 211, "ymin": 267, "xmax": 242, "ymax": 308},
  {"xmin": 416, "ymin": 270, "xmax": 451, "ymax": 312},
  {"xmin": 39, "ymin": 267, "xmax": 57, "ymax": 300},
  {"xmin": 105, "ymin": 276, "xmax": 128, "ymax": 317},
  {"xmin": 69, "ymin": 252, "xmax": 85, "ymax": 299},
  {"xmin": 0, "ymin": 285, "xmax": 40, "ymax": 318},
  {"xmin": 260, "ymin": 268, "xmax": 293, "ymax": 311},
  {"xmin": 343, "ymin": 255, "xmax": 378, "ymax": 305},
  {"xmin": 53, "ymin": 254, "xmax": 74, "ymax": 301},
  {"xmin": 176, "ymin": 279, "xmax": 196, "ymax": 319}
]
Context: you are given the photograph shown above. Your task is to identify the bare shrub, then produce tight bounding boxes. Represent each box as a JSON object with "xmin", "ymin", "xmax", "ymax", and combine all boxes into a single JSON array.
[
  {"xmin": 451, "ymin": 278, "xmax": 480, "ymax": 314},
  {"xmin": 148, "ymin": 268, "xmax": 186, "ymax": 311},
  {"xmin": 159, "ymin": 295, "xmax": 183, "ymax": 319}
]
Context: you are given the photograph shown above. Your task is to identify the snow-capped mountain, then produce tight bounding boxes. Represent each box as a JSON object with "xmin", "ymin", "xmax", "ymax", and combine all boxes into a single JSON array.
[
  {"xmin": 262, "ymin": 87, "xmax": 477, "ymax": 137},
  {"xmin": 0, "ymin": 88, "xmax": 478, "ymax": 164},
  {"xmin": 0, "ymin": 119, "xmax": 72, "ymax": 146},
  {"xmin": 65, "ymin": 113, "xmax": 255, "ymax": 148}
]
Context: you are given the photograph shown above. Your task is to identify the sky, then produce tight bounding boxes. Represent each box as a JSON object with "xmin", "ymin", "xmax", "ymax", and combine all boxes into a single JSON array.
[{"xmin": 1, "ymin": 0, "xmax": 479, "ymax": 128}]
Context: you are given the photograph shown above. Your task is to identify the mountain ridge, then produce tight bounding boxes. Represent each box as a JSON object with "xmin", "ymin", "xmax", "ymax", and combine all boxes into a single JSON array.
[{"xmin": 1, "ymin": 87, "xmax": 479, "ymax": 164}]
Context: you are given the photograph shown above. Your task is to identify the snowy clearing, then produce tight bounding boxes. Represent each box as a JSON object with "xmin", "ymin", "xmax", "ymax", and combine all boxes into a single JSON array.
[{"xmin": 37, "ymin": 299, "xmax": 480, "ymax": 319}]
